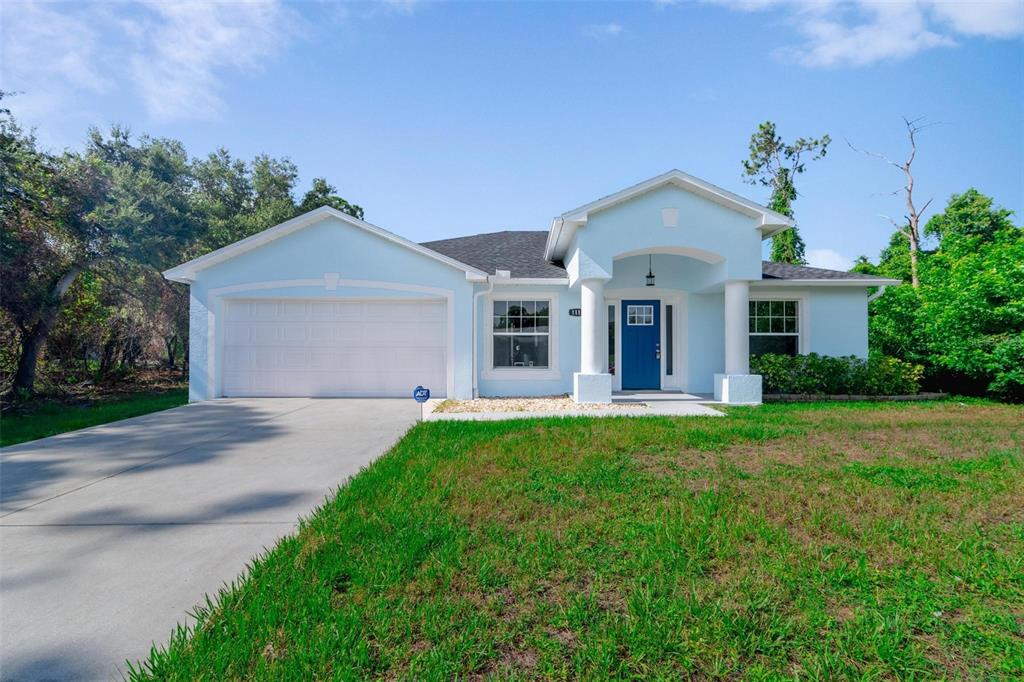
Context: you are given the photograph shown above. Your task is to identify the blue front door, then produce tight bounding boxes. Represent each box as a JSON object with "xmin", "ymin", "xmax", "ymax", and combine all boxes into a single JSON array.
[{"xmin": 621, "ymin": 300, "xmax": 660, "ymax": 390}]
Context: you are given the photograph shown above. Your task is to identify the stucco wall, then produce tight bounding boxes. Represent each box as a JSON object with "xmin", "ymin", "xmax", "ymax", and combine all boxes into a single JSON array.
[
  {"xmin": 569, "ymin": 184, "xmax": 763, "ymax": 282},
  {"xmin": 748, "ymin": 285, "xmax": 871, "ymax": 359},
  {"xmin": 187, "ymin": 216, "xmax": 477, "ymax": 400},
  {"xmin": 686, "ymin": 293, "xmax": 726, "ymax": 394},
  {"xmin": 807, "ymin": 288, "xmax": 869, "ymax": 357},
  {"xmin": 476, "ymin": 283, "xmax": 580, "ymax": 397}
]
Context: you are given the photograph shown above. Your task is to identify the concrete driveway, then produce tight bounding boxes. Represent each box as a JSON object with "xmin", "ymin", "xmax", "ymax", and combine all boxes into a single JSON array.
[{"xmin": 0, "ymin": 398, "xmax": 418, "ymax": 681}]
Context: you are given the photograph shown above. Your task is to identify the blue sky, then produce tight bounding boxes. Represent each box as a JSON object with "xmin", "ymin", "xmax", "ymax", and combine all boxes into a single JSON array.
[{"xmin": 3, "ymin": 0, "xmax": 1022, "ymax": 269}]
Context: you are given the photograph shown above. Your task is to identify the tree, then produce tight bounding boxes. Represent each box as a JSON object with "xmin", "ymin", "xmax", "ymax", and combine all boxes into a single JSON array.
[
  {"xmin": 924, "ymin": 187, "xmax": 1013, "ymax": 243},
  {"xmin": 1, "ymin": 138, "xmax": 111, "ymax": 394},
  {"xmin": 1, "ymin": 118, "xmax": 197, "ymax": 395},
  {"xmin": 859, "ymin": 188, "xmax": 1023, "ymax": 397},
  {"xmin": 298, "ymin": 177, "xmax": 364, "ymax": 220},
  {"xmin": 742, "ymin": 120, "xmax": 831, "ymax": 265},
  {"xmin": 848, "ymin": 117, "xmax": 934, "ymax": 288}
]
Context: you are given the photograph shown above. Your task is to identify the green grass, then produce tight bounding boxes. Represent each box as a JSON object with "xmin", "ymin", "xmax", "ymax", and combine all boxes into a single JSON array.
[
  {"xmin": 0, "ymin": 389, "xmax": 188, "ymax": 447},
  {"xmin": 132, "ymin": 401, "xmax": 1024, "ymax": 680}
]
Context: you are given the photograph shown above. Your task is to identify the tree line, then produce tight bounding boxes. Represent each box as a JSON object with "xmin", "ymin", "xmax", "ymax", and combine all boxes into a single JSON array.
[{"xmin": 1, "ymin": 95, "xmax": 362, "ymax": 398}]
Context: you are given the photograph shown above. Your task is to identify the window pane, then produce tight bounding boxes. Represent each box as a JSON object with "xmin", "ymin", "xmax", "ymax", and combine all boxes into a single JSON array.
[
  {"xmin": 535, "ymin": 301, "xmax": 549, "ymax": 316},
  {"xmin": 608, "ymin": 305, "xmax": 615, "ymax": 375},
  {"xmin": 756, "ymin": 317, "xmax": 770, "ymax": 333},
  {"xmin": 522, "ymin": 300, "xmax": 535, "ymax": 315},
  {"xmin": 493, "ymin": 301, "xmax": 507, "ymax": 316},
  {"xmin": 520, "ymin": 317, "xmax": 535, "ymax": 331},
  {"xmin": 750, "ymin": 335, "xmax": 798, "ymax": 357},
  {"xmin": 508, "ymin": 302, "xmax": 523, "ymax": 317},
  {"xmin": 493, "ymin": 315, "xmax": 506, "ymax": 331},
  {"xmin": 665, "ymin": 305, "xmax": 673, "ymax": 375},
  {"xmin": 771, "ymin": 317, "xmax": 784, "ymax": 333},
  {"xmin": 784, "ymin": 318, "xmax": 796, "ymax": 333},
  {"xmin": 493, "ymin": 336, "xmax": 512, "ymax": 367},
  {"xmin": 749, "ymin": 317, "xmax": 756, "ymax": 333},
  {"xmin": 749, "ymin": 301, "xmax": 756, "ymax": 315},
  {"xmin": 756, "ymin": 301, "xmax": 770, "ymax": 317},
  {"xmin": 770, "ymin": 301, "xmax": 784, "ymax": 317},
  {"xmin": 535, "ymin": 315, "xmax": 549, "ymax": 333},
  {"xmin": 511, "ymin": 335, "xmax": 548, "ymax": 367},
  {"xmin": 784, "ymin": 301, "xmax": 796, "ymax": 317}
]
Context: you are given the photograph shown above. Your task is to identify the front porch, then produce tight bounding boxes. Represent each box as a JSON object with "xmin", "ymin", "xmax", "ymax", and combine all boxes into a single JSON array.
[{"xmin": 571, "ymin": 252, "xmax": 762, "ymax": 405}]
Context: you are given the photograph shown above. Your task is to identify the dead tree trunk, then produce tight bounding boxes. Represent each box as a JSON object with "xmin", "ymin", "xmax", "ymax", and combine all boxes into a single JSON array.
[{"xmin": 848, "ymin": 117, "xmax": 934, "ymax": 289}]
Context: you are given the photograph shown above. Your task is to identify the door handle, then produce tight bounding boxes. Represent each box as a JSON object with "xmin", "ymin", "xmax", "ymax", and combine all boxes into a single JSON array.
[{"xmin": 655, "ymin": 343, "xmax": 661, "ymax": 360}]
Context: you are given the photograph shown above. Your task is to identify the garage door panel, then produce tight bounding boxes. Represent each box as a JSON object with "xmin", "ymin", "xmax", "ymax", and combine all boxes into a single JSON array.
[{"xmin": 221, "ymin": 298, "xmax": 447, "ymax": 397}]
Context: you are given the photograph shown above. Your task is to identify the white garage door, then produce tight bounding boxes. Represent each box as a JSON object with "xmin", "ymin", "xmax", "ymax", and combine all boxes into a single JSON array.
[{"xmin": 221, "ymin": 298, "xmax": 447, "ymax": 397}]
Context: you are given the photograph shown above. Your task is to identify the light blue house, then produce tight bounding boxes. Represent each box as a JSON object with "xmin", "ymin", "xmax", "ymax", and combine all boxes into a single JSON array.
[{"xmin": 164, "ymin": 170, "xmax": 897, "ymax": 404}]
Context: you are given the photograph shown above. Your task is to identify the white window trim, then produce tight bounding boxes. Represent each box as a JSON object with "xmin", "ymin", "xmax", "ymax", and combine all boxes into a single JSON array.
[
  {"xmin": 483, "ymin": 294, "xmax": 560, "ymax": 381},
  {"xmin": 748, "ymin": 293, "xmax": 809, "ymax": 355}
]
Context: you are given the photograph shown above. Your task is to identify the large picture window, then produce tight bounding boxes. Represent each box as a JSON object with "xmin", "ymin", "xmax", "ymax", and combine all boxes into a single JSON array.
[
  {"xmin": 493, "ymin": 300, "xmax": 550, "ymax": 368},
  {"xmin": 749, "ymin": 300, "xmax": 799, "ymax": 356}
]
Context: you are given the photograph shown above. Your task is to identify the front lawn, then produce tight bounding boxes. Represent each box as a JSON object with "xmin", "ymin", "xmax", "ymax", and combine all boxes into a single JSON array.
[
  {"xmin": 0, "ymin": 389, "xmax": 188, "ymax": 447},
  {"xmin": 133, "ymin": 401, "xmax": 1023, "ymax": 679}
]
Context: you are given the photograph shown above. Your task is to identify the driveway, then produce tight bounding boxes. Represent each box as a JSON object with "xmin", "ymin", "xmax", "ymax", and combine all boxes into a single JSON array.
[{"xmin": 0, "ymin": 398, "xmax": 418, "ymax": 681}]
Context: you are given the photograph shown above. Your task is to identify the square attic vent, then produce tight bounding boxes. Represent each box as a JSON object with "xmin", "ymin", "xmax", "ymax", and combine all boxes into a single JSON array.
[{"xmin": 662, "ymin": 208, "xmax": 679, "ymax": 228}]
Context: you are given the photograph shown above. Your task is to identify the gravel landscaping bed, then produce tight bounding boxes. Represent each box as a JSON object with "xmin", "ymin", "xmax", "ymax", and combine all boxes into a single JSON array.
[{"xmin": 434, "ymin": 396, "xmax": 647, "ymax": 413}]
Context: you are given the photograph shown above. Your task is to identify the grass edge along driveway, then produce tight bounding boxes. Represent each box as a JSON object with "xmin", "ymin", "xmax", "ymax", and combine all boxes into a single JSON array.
[
  {"xmin": 131, "ymin": 400, "xmax": 1023, "ymax": 680},
  {"xmin": 1, "ymin": 389, "xmax": 188, "ymax": 447}
]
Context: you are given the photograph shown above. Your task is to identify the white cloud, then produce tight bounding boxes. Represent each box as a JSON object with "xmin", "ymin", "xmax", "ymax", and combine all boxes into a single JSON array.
[
  {"xmin": 806, "ymin": 248, "xmax": 853, "ymax": 272},
  {"xmin": 131, "ymin": 1, "xmax": 300, "ymax": 121},
  {"xmin": 1, "ymin": 1, "xmax": 112, "ymax": 95},
  {"xmin": 930, "ymin": 0, "xmax": 1024, "ymax": 38},
  {"xmin": 0, "ymin": 0, "xmax": 301, "ymax": 123},
  {"xmin": 704, "ymin": 0, "xmax": 1023, "ymax": 67},
  {"xmin": 584, "ymin": 22, "xmax": 625, "ymax": 39}
]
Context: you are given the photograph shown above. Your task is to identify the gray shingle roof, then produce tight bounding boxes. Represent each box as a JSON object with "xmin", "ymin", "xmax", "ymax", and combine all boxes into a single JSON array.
[
  {"xmin": 761, "ymin": 261, "xmax": 875, "ymax": 280},
  {"xmin": 421, "ymin": 231, "xmax": 566, "ymax": 278},
  {"xmin": 422, "ymin": 231, "xmax": 870, "ymax": 281}
]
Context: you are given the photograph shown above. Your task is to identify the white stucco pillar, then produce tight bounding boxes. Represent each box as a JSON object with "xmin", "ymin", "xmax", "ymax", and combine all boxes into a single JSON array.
[
  {"xmin": 580, "ymin": 278, "xmax": 607, "ymax": 375},
  {"xmin": 715, "ymin": 279, "xmax": 761, "ymax": 404},
  {"xmin": 724, "ymin": 279, "xmax": 750, "ymax": 374},
  {"xmin": 574, "ymin": 277, "xmax": 612, "ymax": 403}
]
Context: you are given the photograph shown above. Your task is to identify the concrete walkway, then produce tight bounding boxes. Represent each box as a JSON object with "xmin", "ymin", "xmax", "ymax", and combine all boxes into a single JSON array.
[
  {"xmin": 0, "ymin": 399, "xmax": 418, "ymax": 681},
  {"xmin": 427, "ymin": 392, "xmax": 724, "ymax": 421}
]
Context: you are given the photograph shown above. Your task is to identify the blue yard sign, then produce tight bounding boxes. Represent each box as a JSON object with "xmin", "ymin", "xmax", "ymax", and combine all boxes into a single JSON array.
[{"xmin": 413, "ymin": 385, "xmax": 431, "ymax": 422}]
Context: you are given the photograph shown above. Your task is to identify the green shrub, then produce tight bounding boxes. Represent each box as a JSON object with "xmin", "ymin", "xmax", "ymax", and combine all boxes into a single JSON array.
[
  {"xmin": 987, "ymin": 333, "xmax": 1024, "ymax": 403},
  {"xmin": 750, "ymin": 353, "xmax": 923, "ymax": 395}
]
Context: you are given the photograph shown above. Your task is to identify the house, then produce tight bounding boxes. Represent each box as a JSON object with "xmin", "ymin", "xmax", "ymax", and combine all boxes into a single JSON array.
[{"xmin": 163, "ymin": 170, "xmax": 898, "ymax": 405}]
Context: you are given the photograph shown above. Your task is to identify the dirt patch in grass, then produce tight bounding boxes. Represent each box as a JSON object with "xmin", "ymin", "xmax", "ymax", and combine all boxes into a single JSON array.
[{"xmin": 636, "ymin": 404, "xmax": 1023, "ymax": 478}]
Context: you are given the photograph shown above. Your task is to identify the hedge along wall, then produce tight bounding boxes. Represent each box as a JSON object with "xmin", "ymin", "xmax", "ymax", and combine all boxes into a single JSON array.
[{"xmin": 751, "ymin": 353, "xmax": 923, "ymax": 396}]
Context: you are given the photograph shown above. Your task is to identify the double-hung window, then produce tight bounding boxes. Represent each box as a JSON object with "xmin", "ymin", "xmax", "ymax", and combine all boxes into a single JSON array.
[
  {"xmin": 749, "ymin": 300, "xmax": 799, "ymax": 356},
  {"xmin": 493, "ymin": 300, "xmax": 550, "ymax": 368}
]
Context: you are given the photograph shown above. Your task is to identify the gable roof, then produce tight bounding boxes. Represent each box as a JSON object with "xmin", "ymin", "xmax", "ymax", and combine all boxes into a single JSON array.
[
  {"xmin": 545, "ymin": 169, "xmax": 796, "ymax": 261},
  {"xmin": 163, "ymin": 206, "xmax": 488, "ymax": 283},
  {"xmin": 422, "ymin": 231, "xmax": 566, "ymax": 279}
]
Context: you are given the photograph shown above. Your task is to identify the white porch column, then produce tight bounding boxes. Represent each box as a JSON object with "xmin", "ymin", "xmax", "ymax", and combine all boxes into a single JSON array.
[
  {"xmin": 715, "ymin": 279, "xmax": 762, "ymax": 404},
  {"xmin": 573, "ymin": 277, "xmax": 612, "ymax": 403},
  {"xmin": 580, "ymin": 278, "xmax": 606, "ymax": 375},
  {"xmin": 724, "ymin": 279, "xmax": 750, "ymax": 374}
]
